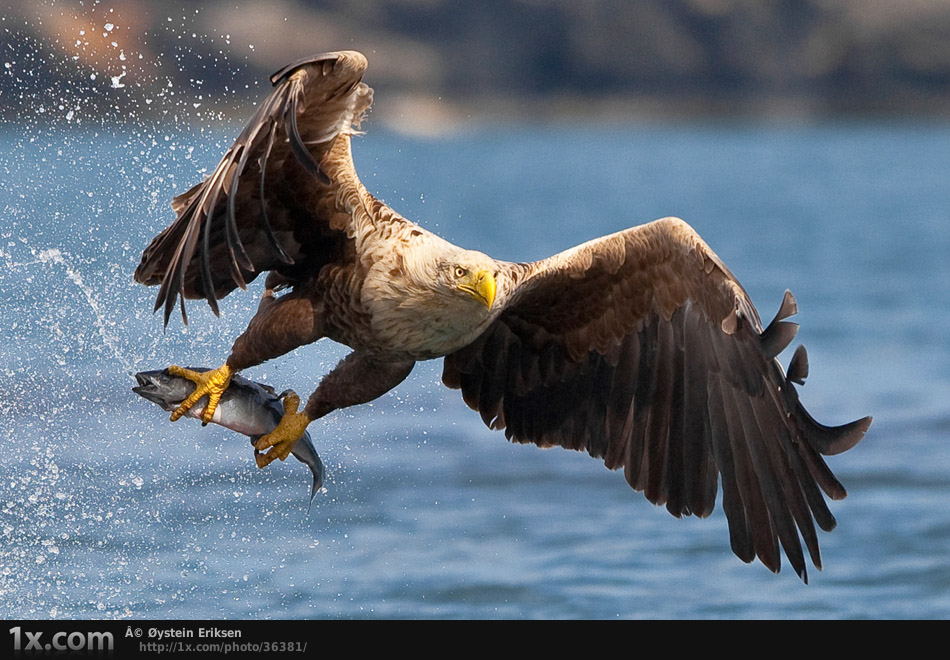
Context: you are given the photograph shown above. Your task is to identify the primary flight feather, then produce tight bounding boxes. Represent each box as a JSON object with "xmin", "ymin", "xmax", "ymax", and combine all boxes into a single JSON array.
[{"xmin": 135, "ymin": 50, "xmax": 871, "ymax": 582}]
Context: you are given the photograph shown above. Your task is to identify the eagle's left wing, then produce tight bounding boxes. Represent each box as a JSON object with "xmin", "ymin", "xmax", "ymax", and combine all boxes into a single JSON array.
[{"xmin": 443, "ymin": 217, "xmax": 871, "ymax": 581}]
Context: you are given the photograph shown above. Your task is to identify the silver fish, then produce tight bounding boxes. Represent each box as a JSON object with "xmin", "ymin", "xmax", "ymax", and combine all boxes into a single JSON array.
[{"xmin": 133, "ymin": 368, "xmax": 324, "ymax": 502}]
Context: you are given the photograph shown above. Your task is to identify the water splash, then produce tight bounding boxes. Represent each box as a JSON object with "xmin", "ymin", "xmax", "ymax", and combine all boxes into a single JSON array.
[{"xmin": 1, "ymin": 245, "xmax": 157, "ymax": 376}]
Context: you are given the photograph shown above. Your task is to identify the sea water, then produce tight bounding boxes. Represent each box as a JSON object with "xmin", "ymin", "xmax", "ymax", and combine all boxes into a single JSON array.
[{"xmin": 0, "ymin": 122, "xmax": 948, "ymax": 619}]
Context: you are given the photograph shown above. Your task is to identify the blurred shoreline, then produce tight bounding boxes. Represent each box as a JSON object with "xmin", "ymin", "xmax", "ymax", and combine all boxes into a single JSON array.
[{"xmin": 4, "ymin": 0, "xmax": 950, "ymax": 132}]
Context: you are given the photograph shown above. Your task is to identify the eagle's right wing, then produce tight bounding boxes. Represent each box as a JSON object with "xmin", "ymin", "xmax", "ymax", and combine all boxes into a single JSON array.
[{"xmin": 135, "ymin": 51, "xmax": 377, "ymax": 325}]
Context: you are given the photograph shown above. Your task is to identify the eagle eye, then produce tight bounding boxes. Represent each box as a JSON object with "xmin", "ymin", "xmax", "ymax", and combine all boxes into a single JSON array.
[{"xmin": 454, "ymin": 266, "xmax": 467, "ymax": 278}]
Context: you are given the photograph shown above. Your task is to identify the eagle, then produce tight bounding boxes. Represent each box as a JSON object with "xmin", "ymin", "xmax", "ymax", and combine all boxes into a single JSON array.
[{"xmin": 135, "ymin": 51, "xmax": 871, "ymax": 582}]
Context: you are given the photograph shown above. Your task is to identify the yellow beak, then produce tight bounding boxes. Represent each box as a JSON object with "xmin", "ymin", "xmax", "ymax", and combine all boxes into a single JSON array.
[{"xmin": 461, "ymin": 269, "xmax": 496, "ymax": 309}]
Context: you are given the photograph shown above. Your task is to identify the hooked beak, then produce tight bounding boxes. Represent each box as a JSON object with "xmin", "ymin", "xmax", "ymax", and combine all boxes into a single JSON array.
[{"xmin": 459, "ymin": 269, "xmax": 496, "ymax": 309}]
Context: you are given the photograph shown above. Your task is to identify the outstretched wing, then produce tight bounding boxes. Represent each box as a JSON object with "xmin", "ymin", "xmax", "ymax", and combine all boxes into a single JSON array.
[
  {"xmin": 135, "ymin": 51, "xmax": 376, "ymax": 326},
  {"xmin": 443, "ymin": 217, "xmax": 871, "ymax": 581}
]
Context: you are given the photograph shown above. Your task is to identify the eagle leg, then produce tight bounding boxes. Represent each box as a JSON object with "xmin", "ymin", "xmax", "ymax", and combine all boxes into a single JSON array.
[
  {"xmin": 303, "ymin": 352, "xmax": 416, "ymax": 421},
  {"xmin": 167, "ymin": 364, "xmax": 234, "ymax": 424},
  {"xmin": 254, "ymin": 390, "xmax": 312, "ymax": 468},
  {"xmin": 252, "ymin": 352, "xmax": 415, "ymax": 469}
]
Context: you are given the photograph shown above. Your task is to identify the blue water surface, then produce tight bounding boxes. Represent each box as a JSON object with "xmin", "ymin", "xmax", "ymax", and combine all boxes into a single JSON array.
[{"xmin": 0, "ymin": 120, "xmax": 948, "ymax": 619}]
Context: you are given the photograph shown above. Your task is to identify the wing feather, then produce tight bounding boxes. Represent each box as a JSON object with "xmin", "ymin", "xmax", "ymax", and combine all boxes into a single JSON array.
[
  {"xmin": 443, "ymin": 216, "xmax": 871, "ymax": 579},
  {"xmin": 135, "ymin": 51, "xmax": 375, "ymax": 326},
  {"xmin": 706, "ymin": 373, "xmax": 755, "ymax": 564}
]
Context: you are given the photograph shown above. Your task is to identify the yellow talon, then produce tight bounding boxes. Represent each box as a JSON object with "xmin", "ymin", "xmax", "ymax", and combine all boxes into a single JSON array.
[
  {"xmin": 254, "ymin": 391, "xmax": 311, "ymax": 468},
  {"xmin": 168, "ymin": 364, "xmax": 233, "ymax": 424}
]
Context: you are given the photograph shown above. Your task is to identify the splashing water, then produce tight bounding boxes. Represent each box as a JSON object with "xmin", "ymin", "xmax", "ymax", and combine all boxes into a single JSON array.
[
  {"xmin": 0, "ymin": 3, "xmax": 296, "ymax": 619},
  {"xmin": 10, "ymin": 247, "xmax": 148, "ymax": 375}
]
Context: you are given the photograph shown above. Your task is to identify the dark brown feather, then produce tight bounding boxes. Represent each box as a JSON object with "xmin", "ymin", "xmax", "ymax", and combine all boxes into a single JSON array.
[
  {"xmin": 443, "ymin": 217, "xmax": 870, "ymax": 579},
  {"xmin": 135, "ymin": 51, "xmax": 373, "ymax": 326}
]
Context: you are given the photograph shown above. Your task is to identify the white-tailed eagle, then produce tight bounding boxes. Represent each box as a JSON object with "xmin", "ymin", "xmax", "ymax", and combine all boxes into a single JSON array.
[{"xmin": 135, "ymin": 51, "xmax": 871, "ymax": 582}]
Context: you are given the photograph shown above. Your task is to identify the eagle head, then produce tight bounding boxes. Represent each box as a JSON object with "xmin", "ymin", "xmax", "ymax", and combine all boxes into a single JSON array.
[{"xmin": 443, "ymin": 257, "xmax": 496, "ymax": 310}]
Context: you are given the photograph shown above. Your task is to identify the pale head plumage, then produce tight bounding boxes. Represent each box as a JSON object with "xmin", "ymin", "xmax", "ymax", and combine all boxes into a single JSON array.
[{"xmin": 362, "ymin": 229, "xmax": 502, "ymax": 359}]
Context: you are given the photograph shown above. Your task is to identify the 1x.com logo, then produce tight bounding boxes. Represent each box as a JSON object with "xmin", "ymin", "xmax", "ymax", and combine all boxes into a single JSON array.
[{"xmin": 10, "ymin": 626, "xmax": 114, "ymax": 652}]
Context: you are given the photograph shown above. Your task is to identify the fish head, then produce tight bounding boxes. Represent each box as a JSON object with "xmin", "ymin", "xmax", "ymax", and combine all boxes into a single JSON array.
[
  {"xmin": 132, "ymin": 368, "xmax": 207, "ymax": 410},
  {"xmin": 134, "ymin": 369, "xmax": 180, "ymax": 410}
]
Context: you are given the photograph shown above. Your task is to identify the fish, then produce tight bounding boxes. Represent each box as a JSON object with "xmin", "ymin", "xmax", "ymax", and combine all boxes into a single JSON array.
[{"xmin": 133, "ymin": 368, "xmax": 324, "ymax": 502}]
